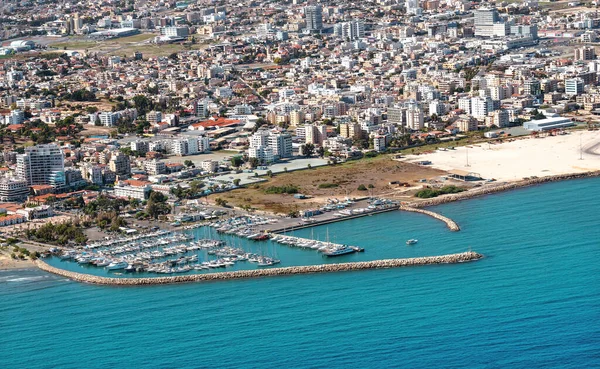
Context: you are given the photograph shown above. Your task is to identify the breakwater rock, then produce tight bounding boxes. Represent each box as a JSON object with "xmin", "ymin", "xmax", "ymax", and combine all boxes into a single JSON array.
[
  {"xmin": 407, "ymin": 171, "xmax": 600, "ymax": 208},
  {"xmin": 400, "ymin": 206, "xmax": 460, "ymax": 231},
  {"xmin": 35, "ymin": 252, "xmax": 483, "ymax": 286}
]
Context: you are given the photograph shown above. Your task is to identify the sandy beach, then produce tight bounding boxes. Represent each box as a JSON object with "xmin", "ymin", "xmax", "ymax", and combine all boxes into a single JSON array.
[
  {"xmin": 0, "ymin": 253, "xmax": 34, "ymax": 270},
  {"xmin": 403, "ymin": 130, "xmax": 600, "ymax": 182}
]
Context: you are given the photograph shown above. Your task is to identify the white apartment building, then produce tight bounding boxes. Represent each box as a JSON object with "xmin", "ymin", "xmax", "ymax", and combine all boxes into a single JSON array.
[
  {"xmin": 113, "ymin": 182, "xmax": 151, "ymax": 200},
  {"xmin": 16, "ymin": 144, "xmax": 65, "ymax": 187},
  {"xmin": 406, "ymin": 105, "xmax": 424, "ymax": 131},
  {"xmin": 5, "ymin": 109, "xmax": 24, "ymax": 125},
  {"xmin": 200, "ymin": 160, "xmax": 218, "ymax": 173},
  {"xmin": 0, "ymin": 178, "xmax": 28, "ymax": 202},
  {"xmin": 248, "ymin": 130, "xmax": 292, "ymax": 163},
  {"xmin": 99, "ymin": 112, "xmax": 119, "ymax": 127},
  {"xmin": 471, "ymin": 96, "xmax": 494, "ymax": 120},
  {"xmin": 145, "ymin": 159, "xmax": 166, "ymax": 175}
]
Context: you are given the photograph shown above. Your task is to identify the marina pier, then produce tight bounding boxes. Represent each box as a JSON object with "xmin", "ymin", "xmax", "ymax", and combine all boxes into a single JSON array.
[
  {"xmin": 399, "ymin": 206, "xmax": 460, "ymax": 231},
  {"xmin": 268, "ymin": 204, "xmax": 400, "ymax": 234},
  {"xmin": 35, "ymin": 251, "xmax": 483, "ymax": 285}
]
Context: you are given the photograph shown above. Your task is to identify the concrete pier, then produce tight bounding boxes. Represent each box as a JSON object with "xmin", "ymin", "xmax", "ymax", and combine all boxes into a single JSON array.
[
  {"xmin": 400, "ymin": 206, "xmax": 460, "ymax": 231},
  {"xmin": 35, "ymin": 251, "xmax": 483, "ymax": 286}
]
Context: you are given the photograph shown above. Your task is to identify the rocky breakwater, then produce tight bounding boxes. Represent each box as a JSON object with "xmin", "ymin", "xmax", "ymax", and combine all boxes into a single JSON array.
[
  {"xmin": 408, "ymin": 171, "xmax": 600, "ymax": 208},
  {"xmin": 35, "ymin": 252, "xmax": 483, "ymax": 286},
  {"xmin": 399, "ymin": 206, "xmax": 460, "ymax": 231}
]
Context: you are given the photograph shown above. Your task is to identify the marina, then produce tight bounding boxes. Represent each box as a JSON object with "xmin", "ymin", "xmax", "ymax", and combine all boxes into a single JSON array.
[
  {"xmin": 50, "ymin": 227, "xmax": 283, "ymax": 276},
  {"xmin": 36, "ymin": 251, "xmax": 484, "ymax": 285}
]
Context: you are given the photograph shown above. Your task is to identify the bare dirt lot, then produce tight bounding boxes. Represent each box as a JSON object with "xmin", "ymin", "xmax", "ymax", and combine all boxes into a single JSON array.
[{"xmin": 218, "ymin": 155, "xmax": 447, "ymax": 214}]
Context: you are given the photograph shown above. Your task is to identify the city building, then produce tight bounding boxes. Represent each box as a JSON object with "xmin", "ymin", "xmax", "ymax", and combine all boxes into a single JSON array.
[
  {"xmin": 523, "ymin": 117, "xmax": 575, "ymax": 131},
  {"xmin": 575, "ymin": 46, "xmax": 595, "ymax": 61},
  {"xmin": 474, "ymin": 7, "xmax": 507, "ymax": 38},
  {"xmin": 16, "ymin": 144, "xmax": 65, "ymax": 187},
  {"xmin": 145, "ymin": 159, "xmax": 166, "ymax": 175},
  {"xmin": 113, "ymin": 181, "xmax": 151, "ymax": 200},
  {"xmin": 565, "ymin": 78, "xmax": 584, "ymax": 96},
  {"xmin": 109, "ymin": 151, "xmax": 131, "ymax": 177},
  {"xmin": 0, "ymin": 178, "xmax": 28, "ymax": 202},
  {"xmin": 304, "ymin": 6, "xmax": 323, "ymax": 32},
  {"xmin": 333, "ymin": 20, "xmax": 365, "ymax": 40}
]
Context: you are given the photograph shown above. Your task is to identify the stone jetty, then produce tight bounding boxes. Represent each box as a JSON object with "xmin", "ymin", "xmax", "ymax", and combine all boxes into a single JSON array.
[
  {"xmin": 34, "ymin": 251, "xmax": 483, "ymax": 286},
  {"xmin": 407, "ymin": 171, "xmax": 600, "ymax": 208},
  {"xmin": 399, "ymin": 206, "xmax": 460, "ymax": 231}
]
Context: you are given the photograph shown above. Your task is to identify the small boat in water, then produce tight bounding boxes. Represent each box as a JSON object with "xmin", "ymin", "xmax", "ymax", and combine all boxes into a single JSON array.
[
  {"xmin": 406, "ymin": 239, "xmax": 418, "ymax": 245},
  {"xmin": 323, "ymin": 245, "xmax": 356, "ymax": 257},
  {"xmin": 106, "ymin": 261, "xmax": 129, "ymax": 270}
]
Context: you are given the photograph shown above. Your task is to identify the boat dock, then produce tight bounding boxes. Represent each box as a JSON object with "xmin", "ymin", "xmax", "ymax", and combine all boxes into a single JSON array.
[
  {"xmin": 269, "ymin": 234, "xmax": 364, "ymax": 255},
  {"xmin": 35, "ymin": 251, "xmax": 484, "ymax": 285},
  {"xmin": 268, "ymin": 204, "xmax": 400, "ymax": 234}
]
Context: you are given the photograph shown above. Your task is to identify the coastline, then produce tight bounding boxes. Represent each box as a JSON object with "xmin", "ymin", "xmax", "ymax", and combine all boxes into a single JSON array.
[
  {"xmin": 0, "ymin": 255, "xmax": 35, "ymax": 271},
  {"xmin": 34, "ymin": 252, "xmax": 483, "ymax": 285},
  {"xmin": 406, "ymin": 171, "xmax": 600, "ymax": 208}
]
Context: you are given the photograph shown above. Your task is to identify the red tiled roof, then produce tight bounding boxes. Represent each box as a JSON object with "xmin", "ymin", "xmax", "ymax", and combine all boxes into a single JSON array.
[
  {"xmin": 190, "ymin": 117, "xmax": 241, "ymax": 128},
  {"xmin": 123, "ymin": 179, "xmax": 151, "ymax": 187}
]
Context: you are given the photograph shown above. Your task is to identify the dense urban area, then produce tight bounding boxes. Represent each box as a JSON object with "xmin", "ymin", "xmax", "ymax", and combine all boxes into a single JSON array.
[{"xmin": 2, "ymin": 0, "xmax": 600, "ymax": 262}]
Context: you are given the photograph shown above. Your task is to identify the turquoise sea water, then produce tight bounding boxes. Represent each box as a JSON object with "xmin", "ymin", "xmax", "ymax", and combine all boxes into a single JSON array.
[{"xmin": 2, "ymin": 178, "xmax": 600, "ymax": 368}]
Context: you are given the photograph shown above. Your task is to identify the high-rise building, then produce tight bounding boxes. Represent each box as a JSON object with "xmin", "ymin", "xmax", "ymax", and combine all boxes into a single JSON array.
[
  {"xmin": 305, "ymin": 124, "xmax": 327, "ymax": 145},
  {"xmin": 339, "ymin": 122, "xmax": 362, "ymax": 139},
  {"xmin": 16, "ymin": 144, "xmax": 65, "ymax": 187},
  {"xmin": 387, "ymin": 106, "xmax": 404, "ymax": 126},
  {"xmin": 565, "ymin": 78, "xmax": 584, "ymax": 96},
  {"xmin": 471, "ymin": 96, "xmax": 494, "ymax": 120},
  {"xmin": 73, "ymin": 13, "xmax": 82, "ymax": 34},
  {"xmin": 304, "ymin": 6, "xmax": 323, "ymax": 32},
  {"xmin": 195, "ymin": 99, "xmax": 210, "ymax": 118},
  {"xmin": 249, "ymin": 131, "xmax": 292, "ymax": 163},
  {"xmin": 405, "ymin": 0, "xmax": 422, "ymax": 15},
  {"xmin": 406, "ymin": 105, "xmax": 424, "ymax": 131},
  {"xmin": 474, "ymin": 7, "xmax": 507, "ymax": 38},
  {"xmin": 109, "ymin": 151, "xmax": 131, "ymax": 177},
  {"xmin": 333, "ymin": 20, "xmax": 365, "ymax": 40},
  {"xmin": 524, "ymin": 79, "xmax": 542, "ymax": 97},
  {"xmin": 575, "ymin": 46, "xmax": 596, "ymax": 61}
]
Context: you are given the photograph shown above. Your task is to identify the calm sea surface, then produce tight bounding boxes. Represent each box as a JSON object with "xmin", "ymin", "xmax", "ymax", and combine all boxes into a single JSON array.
[{"xmin": 1, "ymin": 178, "xmax": 600, "ymax": 368}]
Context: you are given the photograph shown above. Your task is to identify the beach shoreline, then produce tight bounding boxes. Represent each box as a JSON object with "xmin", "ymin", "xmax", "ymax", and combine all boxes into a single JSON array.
[
  {"xmin": 407, "ymin": 170, "xmax": 600, "ymax": 208},
  {"xmin": 0, "ymin": 256, "xmax": 35, "ymax": 270}
]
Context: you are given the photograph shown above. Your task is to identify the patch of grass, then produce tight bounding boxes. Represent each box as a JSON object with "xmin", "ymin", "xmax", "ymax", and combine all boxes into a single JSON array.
[
  {"xmin": 264, "ymin": 185, "xmax": 299, "ymax": 194},
  {"xmin": 51, "ymin": 41, "xmax": 97, "ymax": 50},
  {"xmin": 415, "ymin": 185, "xmax": 465, "ymax": 199},
  {"xmin": 112, "ymin": 33, "xmax": 156, "ymax": 43}
]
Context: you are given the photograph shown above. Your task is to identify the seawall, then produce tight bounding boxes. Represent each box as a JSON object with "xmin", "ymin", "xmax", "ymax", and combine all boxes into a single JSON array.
[
  {"xmin": 35, "ymin": 251, "xmax": 483, "ymax": 286},
  {"xmin": 400, "ymin": 206, "xmax": 460, "ymax": 231},
  {"xmin": 407, "ymin": 171, "xmax": 600, "ymax": 208}
]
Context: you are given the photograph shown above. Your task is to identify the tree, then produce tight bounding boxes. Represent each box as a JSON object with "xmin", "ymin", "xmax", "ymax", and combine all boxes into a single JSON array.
[
  {"xmin": 266, "ymin": 170, "xmax": 273, "ymax": 178},
  {"xmin": 316, "ymin": 146, "xmax": 325, "ymax": 158},
  {"xmin": 215, "ymin": 197, "xmax": 228, "ymax": 207},
  {"xmin": 184, "ymin": 160, "xmax": 194, "ymax": 168},
  {"xmin": 247, "ymin": 157, "xmax": 259, "ymax": 168},
  {"xmin": 357, "ymin": 184, "xmax": 367, "ymax": 191},
  {"xmin": 132, "ymin": 95, "xmax": 152, "ymax": 116},
  {"xmin": 301, "ymin": 143, "xmax": 315, "ymax": 157},
  {"xmin": 233, "ymin": 178, "xmax": 241, "ymax": 186},
  {"xmin": 146, "ymin": 191, "xmax": 170, "ymax": 219},
  {"xmin": 230, "ymin": 156, "xmax": 243, "ymax": 168}
]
